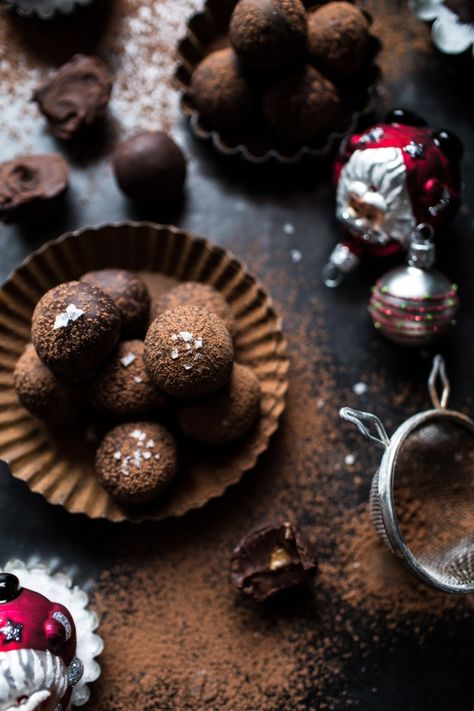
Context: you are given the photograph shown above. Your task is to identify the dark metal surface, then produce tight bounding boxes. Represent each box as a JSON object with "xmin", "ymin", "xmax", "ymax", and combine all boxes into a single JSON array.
[{"xmin": 0, "ymin": 1, "xmax": 473, "ymax": 708}]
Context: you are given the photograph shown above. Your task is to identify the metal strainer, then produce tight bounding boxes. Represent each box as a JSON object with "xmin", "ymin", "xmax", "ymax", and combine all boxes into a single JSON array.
[{"xmin": 340, "ymin": 355, "xmax": 474, "ymax": 594}]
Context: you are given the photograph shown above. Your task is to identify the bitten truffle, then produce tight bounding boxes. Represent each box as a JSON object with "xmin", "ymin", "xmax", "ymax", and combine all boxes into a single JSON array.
[
  {"xmin": 88, "ymin": 340, "xmax": 166, "ymax": 416},
  {"xmin": 190, "ymin": 48, "xmax": 253, "ymax": 131},
  {"xmin": 144, "ymin": 305, "xmax": 234, "ymax": 398},
  {"xmin": 230, "ymin": 520, "xmax": 318, "ymax": 601},
  {"xmin": 13, "ymin": 343, "xmax": 85, "ymax": 425},
  {"xmin": 95, "ymin": 422, "xmax": 178, "ymax": 504},
  {"xmin": 112, "ymin": 131, "xmax": 187, "ymax": 205},
  {"xmin": 0, "ymin": 154, "xmax": 69, "ymax": 224},
  {"xmin": 229, "ymin": 0, "xmax": 307, "ymax": 69},
  {"xmin": 152, "ymin": 282, "xmax": 236, "ymax": 335},
  {"xmin": 80, "ymin": 269, "xmax": 150, "ymax": 338},
  {"xmin": 178, "ymin": 363, "xmax": 261, "ymax": 444},
  {"xmin": 263, "ymin": 64, "xmax": 340, "ymax": 143},
  {"xmin": 31, "ymin": 281, "xmax": 121, "ymax": 381},
  {"xmin": 307, "ymin": 2, "xmax": 371, "ymax": 78},
  {"xmin": 33, "ymin": 54, "xmax": 113, "ymax": 140}
]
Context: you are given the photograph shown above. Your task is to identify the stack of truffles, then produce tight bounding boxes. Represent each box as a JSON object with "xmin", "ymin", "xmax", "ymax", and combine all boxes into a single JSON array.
[
  {"xmin": 14, "ymin": 272, "xmax": 262, "ymax": 506},
  {"xmin": 190, "ymin": 0, "xmax": 375, "ymax": 145}
]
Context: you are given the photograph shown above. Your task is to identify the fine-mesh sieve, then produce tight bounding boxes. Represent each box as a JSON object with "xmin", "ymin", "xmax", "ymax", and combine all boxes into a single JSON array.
[{"xmin": 340, "ymin": 355, "xmax": 474, "ymax": 594}]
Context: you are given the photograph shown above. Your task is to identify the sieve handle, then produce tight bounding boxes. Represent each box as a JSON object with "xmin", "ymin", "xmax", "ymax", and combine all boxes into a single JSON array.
[
  {"xmin": 428, "ymin": 355, "xmax": 450, "ymax": 409},
  {"xmin": 339, "ymin": 408, "xmax": 390, "ymax": 450}
]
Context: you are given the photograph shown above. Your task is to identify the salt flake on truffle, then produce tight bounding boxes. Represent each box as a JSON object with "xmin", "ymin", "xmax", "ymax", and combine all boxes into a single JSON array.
[
  {"xmin": 53, "ymin": 303, "xmax": 85, "ymax": 330},
  {"xmin": 120, "ymin": 353, "xmax": 136, "ymax": 367}
]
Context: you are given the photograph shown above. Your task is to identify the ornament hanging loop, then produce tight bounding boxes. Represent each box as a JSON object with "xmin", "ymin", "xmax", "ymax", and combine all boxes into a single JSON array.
[
  {"xmin": 407, "ymin": 223, "xmax": 436, "ymax": 270},
  {"xmin": 339, "ymin": 407, "xmax": 390, "ymax": 450},
  {"xmin": 428, "ymin": 354, "xmax": 450, "ymax": 409}
]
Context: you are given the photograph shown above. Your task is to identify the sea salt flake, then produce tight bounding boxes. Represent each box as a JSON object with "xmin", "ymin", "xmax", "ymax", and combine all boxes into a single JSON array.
[
  {"xmin": 121, "ymin": 353, "xmax": 136, "ymax": 367},
  {"xmin": 134, "ymin": 376, "xmax": 143, "ymax": 384},
  {"xmin": 171, "ymin": 334, "xmax": 178, "ymax": 342},
  {"xmin": 184, "ymin": 363, "xmax": 193, "ymax": 370},
  {"xmin": 155, "ymin": 453, "xmax": 161, "ymax": 460},
  {"xmin": 131, "ymin": 429, "xmax": 146, "ymax": 442},
  {"xmin": 114, "ymin": 451, "xmax": 122, "ymax": 460},
  {"xmin": 194, "ymin": 338, "xmax": 203, "ymax": 349},
  {"xmin": 290, "ymin": 249, "xmax": 302, "ymax": 263},
  {"xmin": 146, "ymin": 439, "xmax": 154, "ymax": 449},
  {"xmin": 179, "ymin": 331, "xmax": 193, "ymax": 342},
  {"xmin": 53, "ymin": 303, "xmax": 85, "ymax": 330},
  {"xmin": 143, "ymin": 451, "xmax": 152, "ymax": 460},
  {"xmin": 132, "ymin": 449, "xmax": 142, "ymax": 468},
  {"xmin": 353, "ymin": 382, "xmax": 368, "ymax": 396},
  {"xmin": 171, "ymin": 348, "xmax": 179, "ymax": 360}
]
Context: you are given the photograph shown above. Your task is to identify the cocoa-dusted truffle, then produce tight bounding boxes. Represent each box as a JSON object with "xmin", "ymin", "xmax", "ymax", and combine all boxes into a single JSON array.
[
  {"xmin": 112, "ymin": 131, "xmax": 187, "ymax": 205},
  {"xmin": 152, "ymin": 282, "xmax": 236, "ymax": 335},
  {"xmin": 307, "ymin": 2, "xmax": 371, "ymax": 78},
  {"xmin": 33, "ymin": 54, "xmax": 113, "ymax": 140},
  {"xmin": 190, "ymin": 48, "xmax": 253, "ymax": 131},
  {"xmin": 95, "ymin": 422, "xmax": 178, "ymax": 504},
  {"xmin": 263, "ymin": 64, "xmax": 340, "ymax": 143},
  {"xmin": 144, "ymin": 305, "xmax": 234, "ymax": 398},
  {"xmin": 0, "ymin": 154, "xmax": 68, "ymax": 224},
  {"xmin": 32, "ymin": 281, "xmax": 121, "ymax": 381},
  {"xmin": 80, "ymin": 269, "xmax": 150, "ymax": 338},
  {"xmin": 230, "ymin": 520, "xmax": 318, "ymax": 601},
  {"xmin": 229, "ymin": 0, "xmax": 307, "ymax": 69},
  {"xmin": 88, "ymin": 340, "xmax": 166, "ymax": 416},
  {"xmin": 13, "ymin": 343, "xmax": 85, "ymax": 425},
  {"xmin": 178, "ymin": 363, "xmax": 261, "ymax": 444}
]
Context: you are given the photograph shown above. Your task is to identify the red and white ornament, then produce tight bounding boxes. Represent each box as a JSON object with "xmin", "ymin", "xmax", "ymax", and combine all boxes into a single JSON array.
[{"xmin": 324, "ymin": 109, "xmax": 463, "ymax": 286}]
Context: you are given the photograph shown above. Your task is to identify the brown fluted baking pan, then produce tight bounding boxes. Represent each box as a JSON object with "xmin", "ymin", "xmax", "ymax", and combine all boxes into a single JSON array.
[{"xmin": 0, "ymin": 223, "xmax": 289, "ymax": 523}]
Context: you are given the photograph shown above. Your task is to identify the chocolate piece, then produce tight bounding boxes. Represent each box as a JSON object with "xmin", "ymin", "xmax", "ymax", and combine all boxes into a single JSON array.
[
  {"xmin": 95, "ymin": 421, "xmax": 178, "ymax": 504},
  {"xmin": 263, "ymin": 64, "xmax": 340, "ymax": 143},
  {"xmin": 112, "ymin": 131, "xmax": 187, "ymax": 205},
  {"xmin": 13, "ymin": 343, "xmax": 85, "ymax": 425},
  {"xmin": 88, "ymin": 340, "xmax": 166, "ymax": 416},
  {"xmin": 152, "ymin": 282, "xmax": 236, "ymax": 336},
  {"xmin": 178, "ymin": 363, "xmax": 261, "ymax": 444},
  {"xmin": 31, "ymin": 280, "xmax": 121, "ymax": 382},
  {"xmin": 307, "ymin": 2, "xmax": 371, "ymax": 78},
  {"xmin": 143, "ymin": 305, "xmax": 234, "ymax": 399},
  {"xmin": 190, "ymin": 48, "xmax": 253, "ymax": 131},
  {"xmin": 0, "ymin": 154, "xmax": 68, "ymax": 224},
  {"xmin": 229, "ymin": 0, "xmax": 307, "ymax": 69},
  {"xmin": 80, "ymin": 269, "xmax": 150, "ymax": 338},
  {"xmin": 230, "ymin": 521, "xmax": 318, "ymax": 601},
  {"xmin": 33, "ymin": 54, "xmax": 113, "ymax": 140}
]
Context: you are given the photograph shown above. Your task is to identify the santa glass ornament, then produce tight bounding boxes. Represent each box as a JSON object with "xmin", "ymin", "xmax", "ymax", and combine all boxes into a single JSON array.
[
  {"xmin": 0, "ymin": 561, "xmax": 102, "ymax": 711},
  {"xmin": 323, "ymin": 109, "xmax": 463, "ymax": 287},
  {"xmin": 369, "ymin": 223, "xmax": 459, "ymax": 346}
]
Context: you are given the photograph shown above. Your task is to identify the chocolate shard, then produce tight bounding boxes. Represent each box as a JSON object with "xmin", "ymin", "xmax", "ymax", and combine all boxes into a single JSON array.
[
  {"xmin": 230, "ymin": 520, "xmax": 318, "ymax": 602},
  {"xmin": 33, "ymin": 54, "xmax": 113, "ymax": 140},
  {"xmin": 0, "ymin": 154, "xmax": 69, "ymax": 224}
]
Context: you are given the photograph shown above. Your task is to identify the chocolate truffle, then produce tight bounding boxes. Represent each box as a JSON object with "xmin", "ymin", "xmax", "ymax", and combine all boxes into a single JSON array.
[
  {"xmin": 0, "ymin": 154, "xmax": 68, "ymax": 224},
  {"xmin": 229, "ymin": 0, "xmax": 307, "ymax": 69},
  {"xmin": 31, "ymin": 281, "xmax": 121, "ymax": 382},
  {"xmin": 33, "ymin": 54, "xmax": 113, "ymax": 140},
  {"xmin": 88, "ymin": 340, "xmax": 166, "ymax": 416},
  {"xmin": 152, "ymin": 282, "xmax": 236, "ymax": 335},
  {"xmin": 178, "ymin": 363, "xmax": 261, "ymax": 444},
  {"xmin": 80, "ymin": 269, "xmax": 150, "ymax": 338},
  {"xmin": 263, "ymin": 64, "xmax": 340, "ymax": 143},
  {"xmin": 307, "ymin": 2, "xmax": 371, "ymax": 78},
  {"xmin": 190, "ymin": 48, "xmax": 253, "ymax": 131},
  {"xmin": 112, "ymin": 131, "xmax": 187, "ymax": 205},
  {"xmin": 13, "ymin": 343, "xmax": 85, "ymax": 425},
  {"xmin": 95, "ymin": 422, "xmax": 178, "ymax": 504},
  {"xmin": 144, "ymin": 305, "xmax": 234, "ymax": 399},
  {"xmin": 230, "ymin": 521, "xmax": 318, "ymax": 601}
]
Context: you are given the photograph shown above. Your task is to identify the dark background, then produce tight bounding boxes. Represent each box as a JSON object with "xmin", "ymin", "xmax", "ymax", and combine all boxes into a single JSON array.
[{"xmin": 0, "ymin": 0, "xmax": 473, "ymax": 709}]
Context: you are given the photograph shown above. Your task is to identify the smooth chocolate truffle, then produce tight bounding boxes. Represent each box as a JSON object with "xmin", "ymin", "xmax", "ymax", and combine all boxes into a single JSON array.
[
  {"xmin": 144, "ymin": 305, "xmax": 234, "ymax": 399},
  {"xmin": 152, "ymin": 282, "xmax": 236, "ymax": 335},
  {"xmin": 31, "ymin": 281, "xmax": 121, "ymax": 382},
  {"xmin": 178, "ymin": 363, "xmax": 261, "ymax": 444},
  {"xmin": 95, "ymin": 422, "xmax": 178, "ymax": 504},
  {"xmin": 229, "ymin": 0, "xmax": 307, "ymax": 69},
  {"xmin": 190, "ymin": 48, "xmax": 253, "ymax": 131},
  {"xmin": 88, "ymin": 340, "xmax": 166, "ymax": 416},
  {"xmin": 14, "ymin": 343, "xmax": 85, "ymax": 425},
  {"xmin": 263, "ymin": 64, "xmax": 340, "ymax": 143},
  {"xmin": 0, "ymin": 154, "xmax": 68, "ymax": 224},
  {"xmin": 80, "ymin": 269, "xmax": 150, "ymax": 338},
  {"xmin": 33, "ymin": 54, "xmax": 113, "ymax": 140},
  {"xmin": 307, "ymin": 2, "xmax": 371, "ymax": 78},
  {"xmin": 112, "ymin": 131, "xmax": 187, "ymax": 205},
  {"xmin": 230, "ymin": 520, "xmax": 318, "ymax": 601}
]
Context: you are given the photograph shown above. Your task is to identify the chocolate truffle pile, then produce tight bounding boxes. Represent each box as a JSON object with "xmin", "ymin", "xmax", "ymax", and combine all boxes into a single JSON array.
[
  {"xmin": 14, "ymin": 273, "xmax": 261, "ymax": 506},
  {"xmin": 189, "ymin": 0, "xmax": 375, "ymax": 145}
]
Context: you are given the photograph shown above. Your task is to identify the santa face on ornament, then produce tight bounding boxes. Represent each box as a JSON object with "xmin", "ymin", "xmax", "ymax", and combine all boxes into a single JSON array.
[{"xmin": 325, "ymin": 109, "xmax": 463, "ymax": 287}]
